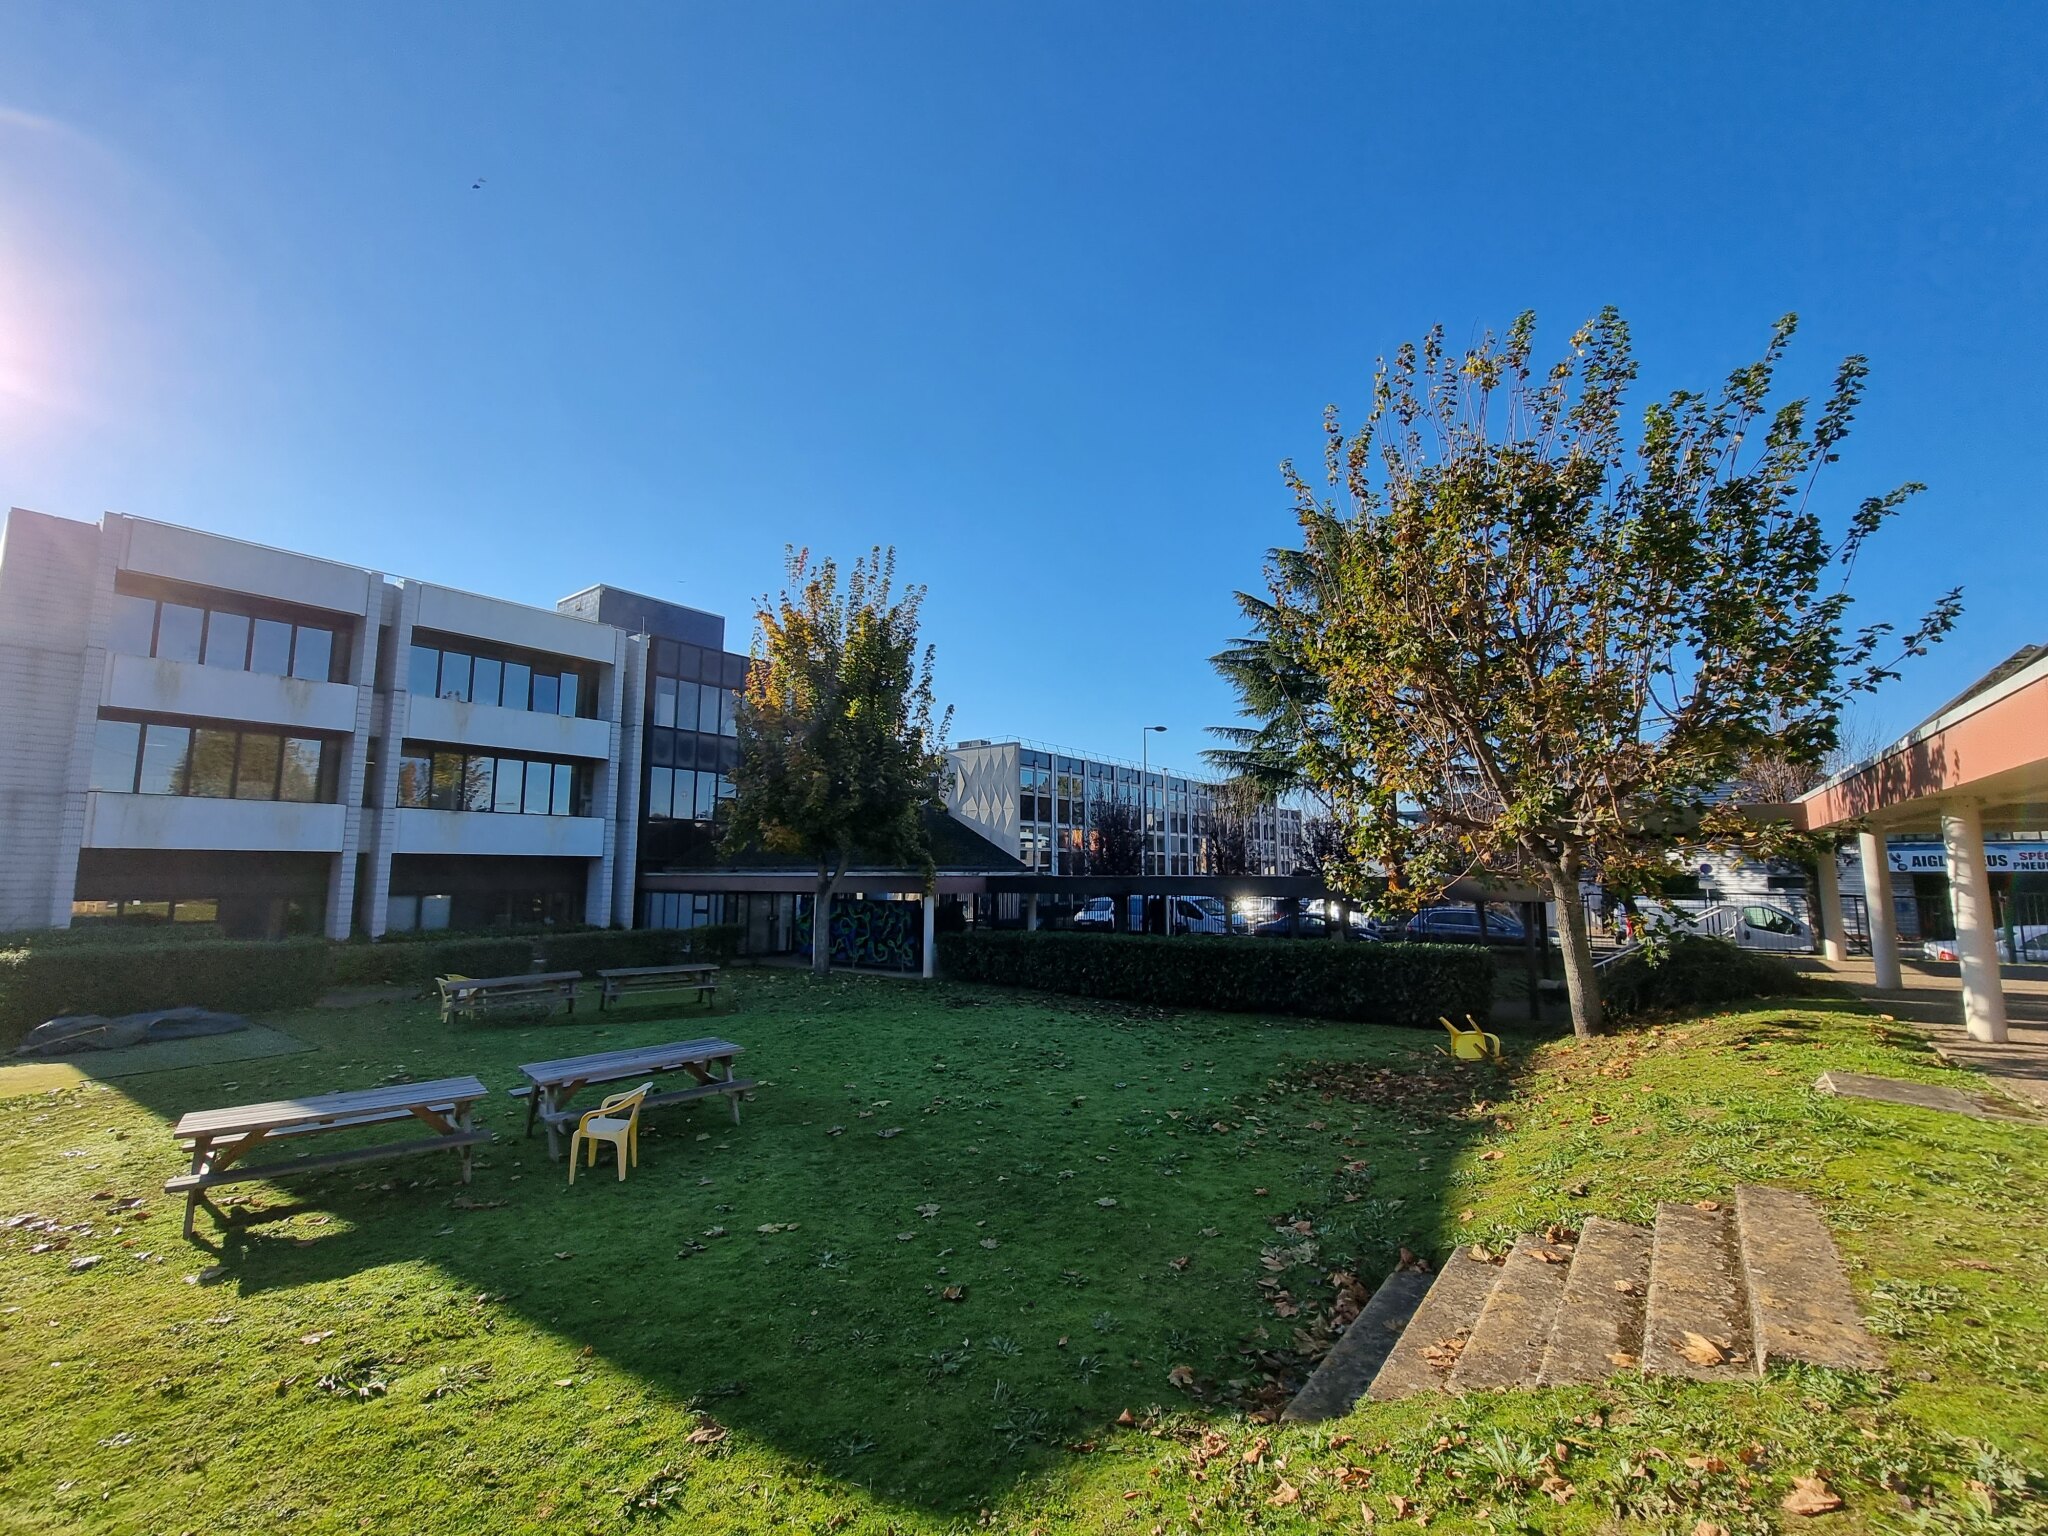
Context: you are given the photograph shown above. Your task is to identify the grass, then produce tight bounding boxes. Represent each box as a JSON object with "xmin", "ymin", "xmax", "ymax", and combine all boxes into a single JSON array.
[{"xmin": 0, "ymin": 971, "xmax": 2043, "ymax": 1534}]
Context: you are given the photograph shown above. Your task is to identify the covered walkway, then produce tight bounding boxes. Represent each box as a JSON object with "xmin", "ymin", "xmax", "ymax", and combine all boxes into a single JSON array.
[{"xmin": 1795, "ymin": 645, "xmax": 2048, "ymax": 1045}]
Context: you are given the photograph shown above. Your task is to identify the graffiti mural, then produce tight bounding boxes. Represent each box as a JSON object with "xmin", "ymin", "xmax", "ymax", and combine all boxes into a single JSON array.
[{"xmin": 792, "ymin": 897, "xmax": 925, "ymax": 971}]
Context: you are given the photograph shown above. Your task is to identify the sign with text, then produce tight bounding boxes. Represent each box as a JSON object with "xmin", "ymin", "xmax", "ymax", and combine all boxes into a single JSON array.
[{"xmin": 1884, "ymin": 842, "xmax": 2048, "ymax": 875}]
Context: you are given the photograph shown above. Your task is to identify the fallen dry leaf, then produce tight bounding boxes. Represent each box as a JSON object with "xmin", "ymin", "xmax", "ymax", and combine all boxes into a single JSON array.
[
  {"xmin": 1781, "ymin": 1475, "xmax": 1842, "ymax": 1516},
  {"xmin": 1480, "ymin": 1149, "xmax": 1504, "ymax": 1161},
  {"xmin": 940, "ymin": 1285, "xmax": 966, "ymax": 1302},
  {"xmin": 1692, "ymin": 1521, "xmax": 1731, "ymax": 1536},
  {"xmin": 686, "ymin": 1422, "xmax": 728, "ymax": 1445},
  {"xmin": 1116, "ymin": 1408, "xmax": 1137, "ymax": 1426},
  {"xmin": 1242, "ymin": 1436, "xmax": 1270, "ymax": 1466},
  {"xmin": 1268, "ymin": 1481, "xmax": 1300, "ymax": 1508},
  {"xmin": 1167, "ymin": 1364, "xmax": 1196, "ymax": 1389},
  {"xmin": 1675, "ymin": 1331, "xmax": 1730, "ymax": 1368},
  {"xmin": 1540, "ymin": 1475, "xmax": 1574, "ymax": 1504}
]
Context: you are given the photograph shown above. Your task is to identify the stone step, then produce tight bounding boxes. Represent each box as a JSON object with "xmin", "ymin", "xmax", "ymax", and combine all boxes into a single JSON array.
[
  {"xmin": 1280, "ymin": 1268, "xmax": 1434, "ymax": 1422},
  {"xmin": 1447, "ymin": 1233, "xmax": 1576, "ymax": 1392},
  {"xmin": 1735, "ymin": 1185, "xmax": 1887, "ymax": 1373},
  {"xmin": 1365, "ymin": 1244, "xmax": 1504, "ymax": 1401},
  {"xmin": 1537, "ymin": 1216, "xmax": 1653, "ymax": 1386},
  {"xmin": 1643, "ymin": 1200, "xmax": 1753, "ymax": 1380}
]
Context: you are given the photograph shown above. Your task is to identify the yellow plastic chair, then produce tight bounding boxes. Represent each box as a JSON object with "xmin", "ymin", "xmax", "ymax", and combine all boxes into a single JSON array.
[
  {"xmin": 1440, "ymin": 1015, "xmax": 1504, "ymax": 1065},
  {"xmin": 568, "ymin": 1082, "xmax": 652, "ymax": 1184}
]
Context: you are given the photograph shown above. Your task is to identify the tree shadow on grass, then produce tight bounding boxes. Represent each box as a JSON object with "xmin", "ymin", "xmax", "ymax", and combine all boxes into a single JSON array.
[{"xmin": 81, "ymin": 972, "xmax": 1514, "ymax": 1517}]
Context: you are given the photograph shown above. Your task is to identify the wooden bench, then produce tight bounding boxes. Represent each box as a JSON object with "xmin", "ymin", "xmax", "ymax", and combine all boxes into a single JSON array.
[
  {"xmin": 597, "ymin": 963, "xmax": 719, "ymax": 1012},
  {"xmin": 516, "ymin": 1038, "xmax": 752, "ymax": 1159},
  {"xmin": 166, "ymin": 1076, "xmax": 489, "ymax": 1240},
  {"xmin": 437, "ymin": 970, "xmax": 581, "ymax": 1024}
]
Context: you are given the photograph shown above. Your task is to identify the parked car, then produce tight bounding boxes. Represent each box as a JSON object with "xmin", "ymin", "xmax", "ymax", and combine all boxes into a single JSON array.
[
  {"xmin": 1070, "ymin": 896, "xmax": 1228, "ymax": 935},
  {"xmin": 1921, "ymin": 927, "xmax": 2048, "ymax": 964},
  {"xmin": 1400, "ymin": 905, "xmax": 1530, "ymax": 946}
]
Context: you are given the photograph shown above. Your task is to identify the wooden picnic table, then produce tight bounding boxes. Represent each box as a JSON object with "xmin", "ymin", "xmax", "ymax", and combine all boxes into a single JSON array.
[
  {"xmin": 515, "ymin": 1037, "xmax": 752, "ymax": 1160},
  {"xmin": 597, "ymin": 962, "xmax": 719, "ymax": 1011},
  {"xmin": 438, "ymin": 969, "xmax": 582, "ymax": 1024},
  {"xmin": 166, "ymin": 1075, "xmax": 489, "ymax": 1240}
]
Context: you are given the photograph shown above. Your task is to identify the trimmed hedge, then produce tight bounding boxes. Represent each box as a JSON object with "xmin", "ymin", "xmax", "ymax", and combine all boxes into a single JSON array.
[
  {"xmin": 937, "ymin": 930, "xmax": 1494, "ymax": 1029},
  {"xmin": 1602, "ymin": 933, "xmax": 1806, "ymax": 1019},
  {"xmin": 328, "ymin": 936, "xmax": 536, "ymax": 988},
  {"xmin": 0, "ymin": 939, "xmax": 331, "ymax": 1048}
]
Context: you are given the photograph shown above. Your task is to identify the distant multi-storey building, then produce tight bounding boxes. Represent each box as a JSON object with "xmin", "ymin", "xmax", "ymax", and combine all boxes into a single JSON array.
[{"xmin": 945, "ymin": 738, "xmax": 1303, "ymax": 878}]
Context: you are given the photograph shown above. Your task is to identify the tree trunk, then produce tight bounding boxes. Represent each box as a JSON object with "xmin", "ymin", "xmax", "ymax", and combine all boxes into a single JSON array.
[
  {"xmin": 1546, "ymin": 866, "xmax": 1603, "ymax": 1039},
  {"xmin": 812, "ymin": 870, "xmax": 839, "ymax": 975}
]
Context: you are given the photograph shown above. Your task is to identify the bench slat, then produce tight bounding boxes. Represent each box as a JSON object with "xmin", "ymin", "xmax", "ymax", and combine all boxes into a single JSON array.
[
  {"xmin": 165, "ymin": 1129, "xmax": 490, "ymax": 1192},
  {"xmin": 537, "ymin": 1077, "xmax": 756, "ymax": 1127},
  {"xmin": 597, "ymin": 964, "xmax": 717, "ymax": 979}
]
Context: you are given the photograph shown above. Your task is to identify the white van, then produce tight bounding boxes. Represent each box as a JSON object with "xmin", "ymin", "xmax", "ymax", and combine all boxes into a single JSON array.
[{"xmin": 1071, "ymin": 896, "xmax": 1227, "ymax": 935}]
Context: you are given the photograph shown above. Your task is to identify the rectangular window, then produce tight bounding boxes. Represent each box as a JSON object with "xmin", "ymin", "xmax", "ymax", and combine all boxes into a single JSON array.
[
  {"xmin": 386, "ymin": 894, "xmax": 420, "ymax": 933},
  {"xmin": 502, "ymin": 660, "xmax": 531, "ymax": 712},
  {"xmin": 187, "ymin": 729, "xmax": 237, "ymax": 797},
  {"xmin": 552, "ymin": 761, "xmax": 572, "ymax": 816},
  {"xmin": 156, "ymin": 603, "xmax": 204, "ymax": 664},
  {"xmin": 109, "ymin": 594, "xmax": 157, "ymax": 656},
  {"xmin": 557, "ymin": 670, "xmax": 579, "ymax": 718},
  {"xmin": 647, "ymin": 766, "xmax": 673, "ymax": 819},
  {"xmin": 721, "ymin": 689, "xmax": 739, "ymax": 737},
  {"xmin": 486, "ymin": 756, "xmax": 518, "ymax": 813},
  {"xmin": 173, "ymin": 898, "xmax": 220, "ymax": 924},
  {"xmin": 250, "ymin": 618, "xmax": 293, "ymax": 676},
  {"xmin": 696, "ymin": 684, "xmax": 721, "ymax": 735},
  {"xmin": 408, "ymin": 644, "xmax": 441, "ymax": 696},
  {"xmin": 420, "ymin": 894, "xmax": 453, "ymax": 932},
  {"xmin": 430, "ymin": 751, "xmax": 464, "ymax": 810},
  {"xmin": 397, "ymin": 752, "xmax": 432, "ymax": 808},
  {"xmin": 235, "ymin": 733, "xmax": 281, "ymax": 800},
  {"xmin": 292, "ymin": 625, "xmax": 335, "ymax": 683},
  {"xmin": 523, "ymin": 760, "xmax": 552, "ymax": 816},
  {"xmin": 280, "ymin": 737, "xmax": 323, "ymax": 802},
  {"xmin": 696, "ymin": 771, "xmax": 719, "ymax": 819},
  {"xmin": 673, "ymin": 644, "xmax": 702, "ymax": 682},
  {"xmin": 653, "ymin": 676, "xmax": 676, "ymax": 730},
  {"xmin": 650, "ymin": 729, "xmax": 675, "ymax": 767},
  {"xmin": 138, "ymin": 723, "xmax": 191, "ymax": 795},
  {"xmin": 531, "ymin": 671, "xmax": 559, "ymax": 716},
  {"xmin": 90, "ymin": 718, "xmax": 141, "ymax": 792},
  {"xmin": 436, "ymin": 650, "xmax": 471, "ymax": 702},
  {"xmin": 462, "ymin": 754, "xmax": 495, "ymax": 812},
  {"xmin": 203, "ymin": 612, "xmax": 250, "ymax": 669},
  {"xmin": 471, "ymin": 655, "xmax": 503, "ymax": 709}
]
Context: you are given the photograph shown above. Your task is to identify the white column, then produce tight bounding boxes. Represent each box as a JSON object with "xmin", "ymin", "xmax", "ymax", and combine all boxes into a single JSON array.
[
  {"xmin": 1857, "ymin": 827, "xmax": 1902, "ymax": 989},
  {"xmin": 921, "ymin": 892, "xmax": 937, "ymax": 980},
  {"xmin": 1026, "ymin": 894, "xmax": 1039, "ymax": 931},
  {"xmin": 1941, "ymin": 800, "xmax": 2009, "ymax": 1044},
  {"xmin": 1815, "ymin": 844, "xmax": 1847, "ymax": 963}
]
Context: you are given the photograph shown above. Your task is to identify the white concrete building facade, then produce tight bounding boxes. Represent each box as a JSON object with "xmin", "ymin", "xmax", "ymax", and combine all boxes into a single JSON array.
[{"xmin": 0, "ymin": 507, "xmax": 641, "ymax": 940}]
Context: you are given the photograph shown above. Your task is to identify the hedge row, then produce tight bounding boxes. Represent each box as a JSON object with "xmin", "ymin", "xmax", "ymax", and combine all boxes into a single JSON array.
[
  {"xmin": 1, "ymin": 924, "xmax": 750, "ymax": 1047},
  {"xmin": 1602, "ymin": 933, "xmax": 1806, "ymax": 1019},
  {"xmin": 0, "ymin": 939, "xmax": 331, "ymax": 1048},
  {"xmin": 937, "ymin": 930, "xmax": 1495, "ymax": 1028}
]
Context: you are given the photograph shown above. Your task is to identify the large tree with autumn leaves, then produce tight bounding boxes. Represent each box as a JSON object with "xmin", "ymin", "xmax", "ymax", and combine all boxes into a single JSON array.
[
  {"xmin": 1223, "ymin": 310, "xmax": 1959, "ymax": 1037},
  {"xmin": 724, "ymin": 547, "xmax": 952, "ymax": 973}
]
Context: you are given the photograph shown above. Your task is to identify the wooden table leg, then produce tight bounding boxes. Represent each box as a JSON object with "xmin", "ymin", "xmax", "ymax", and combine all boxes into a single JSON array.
[{"xmin": 456, "ymin": 1100, "xmax": 475, "ymax": 1184}]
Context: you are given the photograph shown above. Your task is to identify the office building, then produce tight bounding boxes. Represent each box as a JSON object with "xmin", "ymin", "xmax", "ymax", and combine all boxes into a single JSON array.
[{"xmin": 945, "ymin": 738, "xmax": 1304, "ymax": 879}]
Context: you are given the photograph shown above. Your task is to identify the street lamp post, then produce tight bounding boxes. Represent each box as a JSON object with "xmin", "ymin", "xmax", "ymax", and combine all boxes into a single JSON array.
[{"xmin": 1141, "ymin": 725, "xmax": 1167, "ymax": 880}]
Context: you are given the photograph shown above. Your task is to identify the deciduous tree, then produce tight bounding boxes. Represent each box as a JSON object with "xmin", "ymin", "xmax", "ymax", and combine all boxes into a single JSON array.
[
  {"xmin": 725, "ymin": 548, "xmax": 952, "ymax": 973},
  {"xmin": 1239, "ymin": 310, "xmax": 1958, "ymax": 1036}
]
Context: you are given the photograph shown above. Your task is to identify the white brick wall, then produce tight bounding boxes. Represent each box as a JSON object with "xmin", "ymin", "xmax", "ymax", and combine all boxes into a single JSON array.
[{"xmin": 0, "ymin": 510, "xmax": 101, "ymax": 931}]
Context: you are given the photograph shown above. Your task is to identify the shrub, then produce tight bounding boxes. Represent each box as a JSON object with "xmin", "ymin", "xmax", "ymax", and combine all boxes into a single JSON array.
[
  {"xmin": 328, "ymin": 936, "xmax": 536, "ymax": 988},
  {"xmin": 541, "ymin": 928, "xmax": 687, "ymax": 975},
  {"xmin": 937, "ymin": 931, "xmax": 1494, "ymax": 1029},
  {"xmin": 1602, "ymin": 932, "xmax": 1805, "ymax": 1020},
  {"xmin": 0, "ymin": 939, "xmax": 332, "ymax": 1048}
]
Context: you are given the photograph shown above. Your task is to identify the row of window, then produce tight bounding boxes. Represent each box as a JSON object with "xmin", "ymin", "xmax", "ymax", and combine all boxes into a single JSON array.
[
  {"xmin": 396, "ymin": 748, "xmax": 592, "ymax": 817},
  {"xmin": 647, "ymin": 766, "xmax": 732, "ymax": 821},
  {"xmin": 111, "ymin": 592, "xmax": 342, "ymax": 683},
  {"xmin": 91, "ymin": 717, "xmax": 338, "ymax": 802},
  {"xmin": 652, "ymin": 677, "xmax": 740, "ymax": 737},
  {"xmin": 650, "ymin": 639, "xmax": 750, "ymax": 691},
  {"xmin": 408, "ymin": 641, "xmax": 593, "ymax": 719},
  {"xmin": 72, "ymin": 897, "xmax": 222, "ymax": 926},
  {"xmin": 648, "ymin": 728, "xmax": 738, "ymax": 774}
]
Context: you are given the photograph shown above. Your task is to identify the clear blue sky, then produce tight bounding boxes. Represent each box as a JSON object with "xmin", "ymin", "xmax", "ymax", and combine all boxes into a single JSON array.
[{"xmin": 4, "ymin": 3, "xmax": 2043, "ymax": 774}]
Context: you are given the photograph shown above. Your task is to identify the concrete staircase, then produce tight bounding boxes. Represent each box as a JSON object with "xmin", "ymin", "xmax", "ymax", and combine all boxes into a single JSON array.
[{"xmin": 1282, "ymin": 1185, "xmax": 1884, "ymax": 1421}]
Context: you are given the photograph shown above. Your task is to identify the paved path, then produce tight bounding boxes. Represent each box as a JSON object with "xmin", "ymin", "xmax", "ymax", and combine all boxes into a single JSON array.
[{"xmin": 1790, "ymin": 956, "xmax": 2048, "ymax": 1113}]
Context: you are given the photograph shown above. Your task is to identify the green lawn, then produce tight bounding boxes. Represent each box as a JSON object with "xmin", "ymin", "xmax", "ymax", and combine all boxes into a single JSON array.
[{"xmin": 0, "ymin": 971, "xmax": 2042, "ymax": 1534}]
